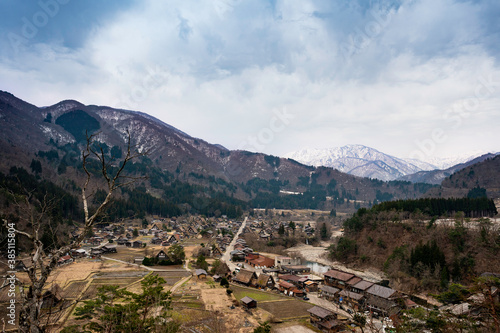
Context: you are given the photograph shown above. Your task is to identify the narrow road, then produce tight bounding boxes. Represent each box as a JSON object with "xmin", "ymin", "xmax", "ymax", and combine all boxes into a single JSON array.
[{"xmin": 221, "ymin": 216, "xmax": 248, "ymax": 272}]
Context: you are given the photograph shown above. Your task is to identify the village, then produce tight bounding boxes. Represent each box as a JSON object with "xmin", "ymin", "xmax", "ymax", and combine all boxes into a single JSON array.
[{"xmin": 2, "ymin": 209, "xmax": 497, "ymax": 332}]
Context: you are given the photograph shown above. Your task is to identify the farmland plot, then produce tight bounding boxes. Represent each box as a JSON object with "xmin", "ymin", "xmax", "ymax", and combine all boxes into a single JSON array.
[
  {"xmin": 258, "ymin": 300, "xmax": 312, "ymax": 320},
  {"xmin": 62, "ymin": 281, "xmax": 89, "ymax": 299}
]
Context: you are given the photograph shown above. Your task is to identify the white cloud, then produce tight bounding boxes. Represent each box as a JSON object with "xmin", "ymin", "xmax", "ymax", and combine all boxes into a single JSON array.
[{"xmin": 0, "ymin": 0, "xmax": 499, "ymax": 161}]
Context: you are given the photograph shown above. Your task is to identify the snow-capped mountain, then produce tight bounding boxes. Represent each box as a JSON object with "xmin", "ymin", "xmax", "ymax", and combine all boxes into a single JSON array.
[
  {"xmin": 284, "ymin": 145, "xmax": 435, "ymax": 181},
  {"xmin": 408, "ymin": 153, "xmax": 488, "ymax": 170},
  {"xmin": 285, "ymin": 145, "xmax": 492, "ymax": 182}
]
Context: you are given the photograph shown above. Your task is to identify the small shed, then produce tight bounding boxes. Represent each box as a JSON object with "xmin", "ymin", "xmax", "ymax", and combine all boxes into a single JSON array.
[
  {"xmin": 195, "ymin": 269, "xmax": 208, "ymax": 279},
  {"xmin": 240, "ymin": 296, "xmax": 257, "ymax": 309}
]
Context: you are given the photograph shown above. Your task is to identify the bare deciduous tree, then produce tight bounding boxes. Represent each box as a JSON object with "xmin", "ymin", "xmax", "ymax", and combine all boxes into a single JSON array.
[{"xmin": 5, "ymin": 132, "xmax": 145, "ymax": 333}]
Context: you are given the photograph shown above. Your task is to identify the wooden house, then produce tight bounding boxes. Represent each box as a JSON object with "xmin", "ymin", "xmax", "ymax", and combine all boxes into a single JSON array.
[
  {"xmin": 319, "ymin": 285, "xmax": 340, "ymax": 301},
  {"xmin": 155, "ymin": 249, "xmax": 168, "ymax": 261},
  {"xmin": 132, "ymin": 240, "xmax": 143, "ymax": 248},
  {"xmin": 324, "ymin": 269, "xmax": 356, "ymax": 289},
  {"xmin": 365, "ymin": 284, "xmax": 400, "ymax": 316},
  {"xmin": 150, "ymin": 237, "xmax": 163, "ymax": 245},
  {"xmin": 234, "ymin": 269, "xmax": 257, "ymax": 286},
  {"xmin": 211, "ymin": 246, "xmax": 223, "ymax": 257},
  {"xmin": 70, "ymin": 249, "xmax": 87, "ymax": 258},
  {"xmin": 307, "ymin": 306, "xmax": 343, "ymax": 333},
  {"xmin": 255, "ymin": 273, "xmax": 275, "ymax": 289},
  {"xmin": 351, "ymin": 280, "xmax": 374, "ymax": 294},
  {"xmin": 101, "ymin": 245, "xmax": 117, "ymax": 253},
  {"xmin": 245, "ymin": 254, "xmax": 275, "ymax": 268},
  {"xmin": 240, "ymin": 296, "xmax": 257, "ymax": 309},
  {"xmin": 278, "ymin": 281, "xmax": 295, "ymax": 294},
  {"xmin": 304, "ymin": 280, "xmax": 319, "ymax": 292},
  {"xmin": 195, "ymin": 269, "xmax": 208, "ymax": 279},
  {"xmin": 339, "ymin": 289, "xmax": 364, "ymax": 311}
]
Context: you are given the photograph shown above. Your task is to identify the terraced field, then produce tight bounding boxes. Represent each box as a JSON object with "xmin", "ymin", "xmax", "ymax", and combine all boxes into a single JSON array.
[
  {"xmin": 62, "ymin": 281, "xmax": 89, "ymax": 299},
  {"xmin": 154, "ymin": 270, "xmax": 192, "ymax": 285}
]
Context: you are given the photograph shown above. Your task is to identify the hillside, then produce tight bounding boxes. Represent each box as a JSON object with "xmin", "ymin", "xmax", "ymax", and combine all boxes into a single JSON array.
[
  {"xmin": 398, "ymin": 153, "xmax": 499, "ymax": 185},
  {"xmin": 0, "ymin": 91, "xmax": 436, "ymax": 215},
  {"xmin": 425, "ymin": 155, "xmax": 500, "ymax": 199},
  {"xmin": 333, "ymin": 199, "xmax": 499, "ymax": 294}
]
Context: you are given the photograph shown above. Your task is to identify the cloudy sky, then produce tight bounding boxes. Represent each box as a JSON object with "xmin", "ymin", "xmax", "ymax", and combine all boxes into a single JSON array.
[{"xmin": 0, "ymin": 0, "xmax": 499, "ymax": 162}]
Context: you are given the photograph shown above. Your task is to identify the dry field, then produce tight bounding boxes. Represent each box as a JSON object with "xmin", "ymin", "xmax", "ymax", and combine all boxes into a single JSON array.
[
  {"xmin": 154, "ymin": 270, "xmax": 192, "ymax": 286},
  {"xmin": 62, "ymin": 281, "xmax": 89, "ymax": 299},
  {"xmin": 258, "ymin": 299, "xmax": 312, "ymax": 320},
  {"xmin": 172, "ymin": 277, "xmax": 270, "ymax": 333}
]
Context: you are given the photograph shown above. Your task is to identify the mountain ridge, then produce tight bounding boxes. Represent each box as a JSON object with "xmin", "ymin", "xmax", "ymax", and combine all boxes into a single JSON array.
[
  {"xmin": 0, "ymin": 91, "xmax": 438, "ymax": 213},
  {"xmin": 285, "ymin": 145, "xmax": 494, "ymax": 182},
  {"xmin": 285, "ymin": 144, "xmax": 436, "ymax": 181}
]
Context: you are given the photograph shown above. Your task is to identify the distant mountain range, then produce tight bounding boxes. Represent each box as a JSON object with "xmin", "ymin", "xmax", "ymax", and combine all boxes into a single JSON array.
[
  {"xmin": 0, "ymin": 91, "xmax": 437, "ymax": 213},
  {"xmin": 285, "ymin": 145, "xmax": 497, "ymax": 183}
]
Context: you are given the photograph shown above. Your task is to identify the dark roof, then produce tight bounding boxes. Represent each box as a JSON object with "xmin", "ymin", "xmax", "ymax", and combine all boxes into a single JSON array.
[
  {"xmin": 279, "ymin": 281, "xmax": 295, "ymax": 289},
  {"xmin": 308, "ymin": 305, "xmax": 334, "ymax": 319},
  {"xmin": 320, "ymin": 285, "xmax": 340, "ymax": 294},
  {"xmin": 347, "ymin": 276, "xmax": 363, "ymax": 286},
  {"xmin": 249, "ymin": 255, "xmax": 275, "ymax": 267},
  {"xmin": 282, "ymin": 265, "xmax": 310, "ymax": 271},
  {"xmin": 241, "ymin": 296, "xmax": 257, "ymax": 304},
  {"xmin": 324, "ymin": 269, "xmax": 355, "ymax": 282},
  {"xmin": 339, "ymin": 289, "xmax": 364, "ymax": 301},
  {"xmin": 366, "ymin": 284, "xmax": 397, "ymax": 299},
  {"xmin": 352, "ymin": 280, "xmax": 374, "ymax": 291},
  {"xmin": 366, "ymin": 294, "xmax": 397, "ymax": 311},
  {"xmin": 279, "ymin": 274, "xmax": 302, "ymax": 282}
]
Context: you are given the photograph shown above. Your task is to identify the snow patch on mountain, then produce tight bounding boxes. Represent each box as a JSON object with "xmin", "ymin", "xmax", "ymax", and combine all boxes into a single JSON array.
[
  {"xmin": 285, "ymin": 145, "xmax": 491, "ymax": 181},
  {"xmin": 284, "ymin": 145, "xmax": 425, "ymax": 181}
]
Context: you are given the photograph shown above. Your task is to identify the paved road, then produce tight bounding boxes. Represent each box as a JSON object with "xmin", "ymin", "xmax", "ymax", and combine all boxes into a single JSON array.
[{"xmin": 221, "ymin": 216, "xmax": 248, "ymax": 272}]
